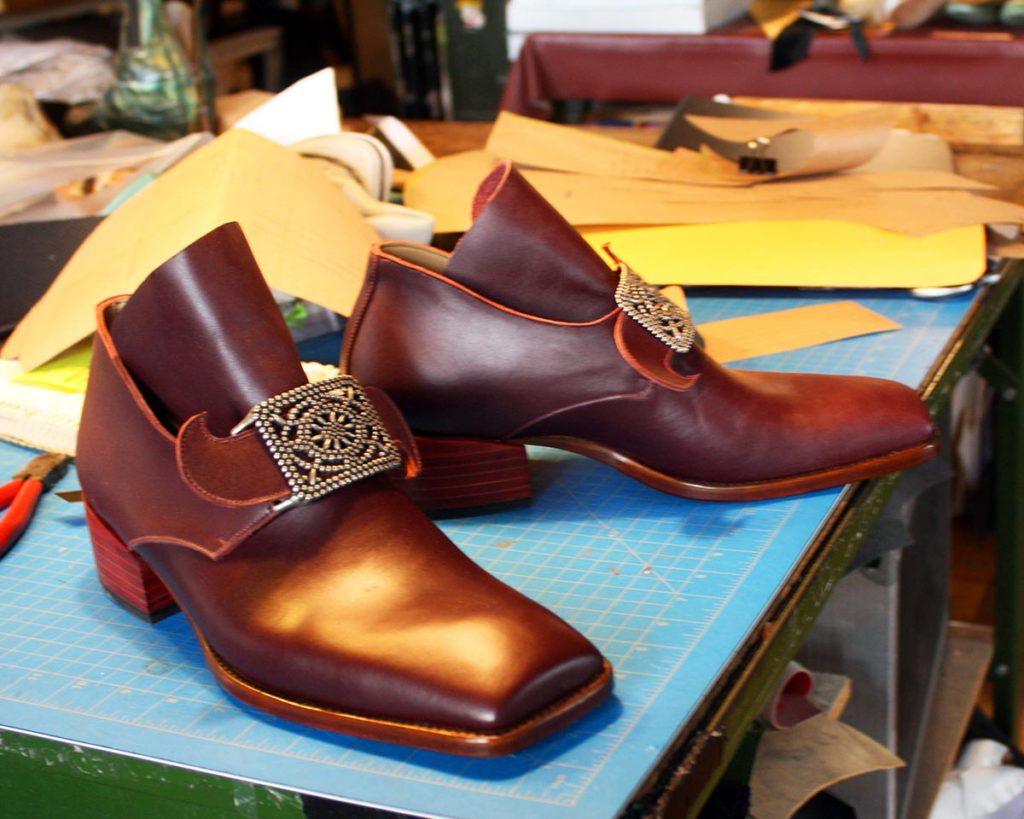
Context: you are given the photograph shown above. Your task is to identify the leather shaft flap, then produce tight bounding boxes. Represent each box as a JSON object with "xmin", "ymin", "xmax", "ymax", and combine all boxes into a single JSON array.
[{"xmin": 78, "ymin": 297, "xmax": 284, "ymax": 561}]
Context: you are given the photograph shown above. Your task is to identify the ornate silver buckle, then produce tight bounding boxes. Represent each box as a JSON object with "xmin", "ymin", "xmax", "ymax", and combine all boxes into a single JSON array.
[
  {"xmin": 231, "ymin": 376, "xmax": 402, "ymax": 512},
  {"xmin": 613, "ymin": 264, "xmax": 696, "ymax": 354}
]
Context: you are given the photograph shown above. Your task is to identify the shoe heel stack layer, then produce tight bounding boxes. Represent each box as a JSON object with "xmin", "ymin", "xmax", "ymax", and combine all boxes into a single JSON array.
[
  {"xmin": 85, "ymin": 502, "xmax": 178, "ymax": 622},
  {"xmin": 401, "ymin": 436, "xmax": 533, "ymax": 514}
]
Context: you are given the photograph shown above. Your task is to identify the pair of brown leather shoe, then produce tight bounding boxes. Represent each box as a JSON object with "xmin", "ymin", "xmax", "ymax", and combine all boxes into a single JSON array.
[{"xmin": 77, "ymin": 163, "xmax": 936, "ymax": 756}]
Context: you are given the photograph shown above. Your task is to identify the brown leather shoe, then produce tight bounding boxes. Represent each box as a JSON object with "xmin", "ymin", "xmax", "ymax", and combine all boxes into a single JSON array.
[
  {"xmin": 77, "ymin": 222, "xmax": 611, "ymax": 755},
  {"xmin": 342, "ymin": 163, "xmax": 938, "ymax": 511}
]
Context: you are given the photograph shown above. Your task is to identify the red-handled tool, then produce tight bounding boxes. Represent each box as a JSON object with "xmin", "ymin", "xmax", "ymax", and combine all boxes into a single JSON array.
[{"xmin": 0, "ymin": 453, "xmax": 71, "ymax": 560}]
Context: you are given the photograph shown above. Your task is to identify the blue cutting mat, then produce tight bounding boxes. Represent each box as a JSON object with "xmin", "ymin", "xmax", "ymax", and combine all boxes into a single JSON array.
[{"xmin": 0, "ymin": 287, "xmax": 978, "ymax": 818}]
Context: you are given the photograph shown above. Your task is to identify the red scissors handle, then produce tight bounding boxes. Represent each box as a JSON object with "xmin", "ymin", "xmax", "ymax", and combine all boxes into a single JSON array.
[
  {"xmin": 0, "ymin": 478, "xmax": 22, "ymax": 507},
  {"xmin": 0, "ymin": 453, "xmax": 71, "ymax": 560},
  {"xmin": 0, "ymin": 478, "xmax": 44, "ymax": 559}
]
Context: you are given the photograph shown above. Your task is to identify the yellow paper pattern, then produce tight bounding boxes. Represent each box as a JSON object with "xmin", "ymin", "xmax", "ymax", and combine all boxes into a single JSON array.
[
  {"xmin": 12, "ymin": 340, "xmax": 93, "ymax": 393},
  {"xmin": 699, "ymin": 301, "xmax": 902, "ymax": 364},
  {"xmin": 582, "ymin": 222, "xmax": 987, "ymax": 289}
]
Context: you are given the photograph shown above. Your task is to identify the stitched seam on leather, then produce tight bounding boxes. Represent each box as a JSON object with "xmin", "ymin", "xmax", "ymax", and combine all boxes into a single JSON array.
[
  {"xmin": 176, "ymin": 414, "xmax": 289, "ymax": 506},
  {"xmin": 128, "ymin": 533, "xmax": 224, "ymax": 557},
  {"xmin": 211, "ymin": 508, "xmax": 279, "ymax": 558},
  {"xmin": 340, "ymin": 252, "xmax": 380, "ymax": 372},
  {"xmin": 376, "ymin": 247, "xmax": 618, "ymax": 327},
  {"xmin": 206, "ymin": 638, "xmax": 612, "ymax": 739},
  {"xmin": 507, "ymin": 382, "xmax": 655, "ymax": 439},
  {"xmin": 127, "ymin": 507, "xmax": 278, "ymax": 560},
  {"xmin": 614, "ymin": 312, "xmax": 700, "ymax": 394}
]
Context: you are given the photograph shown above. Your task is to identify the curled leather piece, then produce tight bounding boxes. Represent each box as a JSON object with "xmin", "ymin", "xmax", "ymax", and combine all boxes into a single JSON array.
[
  {"xmin": 176, "ymin": 413, "xmax": 291, "ymax": 506},
  {"xmin": 613, "ymin": 311, "xmax": 701, "ymax": 393}
]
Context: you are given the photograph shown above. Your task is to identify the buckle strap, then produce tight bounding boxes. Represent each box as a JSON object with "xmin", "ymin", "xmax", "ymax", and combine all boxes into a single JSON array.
[
  {"xmin": 604, "ymin": 246, "xmax": 696, "ymax": 355},
  {"xmin": 231, "ymin": 376, "xmax": 403, "ymax": 511},
  {"xmin": 177, "ymin": 376, "xmax": 406, "ymax": 511},
  {"xmin": 177, "ymin": 416, "xmax": 291, "ymax": 506}
]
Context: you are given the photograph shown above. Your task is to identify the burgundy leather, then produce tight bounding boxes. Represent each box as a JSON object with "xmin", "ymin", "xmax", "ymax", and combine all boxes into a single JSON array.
[
  {"xmin": 502, "ymin": 26, "xmax": 1024, "ymax": 119},
  {"xmin": 176, "ymin": 415, "xmax": 290, "ymax": 505},
  {"xmin": 449, "ymin": 164, "xmax": 618, "ymax": 322},
  {"xmin": 80, "ymin": 302, "xmax": 278, "ymax": 559},
  {"xmin": 77, "ymin": 222, "xmax": 606, "ymax": 733},
  {"xmin": 110, "ymin": 224, "xmax": 306, "ymax": 437},
  {"xmin": 344, "ymin": 166, "xmax": 937, "ymax": 485}
]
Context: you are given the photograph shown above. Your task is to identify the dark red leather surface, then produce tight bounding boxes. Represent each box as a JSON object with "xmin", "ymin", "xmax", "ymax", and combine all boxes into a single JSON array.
[
  {"xmin": 110, "ymin": 224, "xmax": 307, "ymax": 437},
  {"xmin": 449, "ymin": 163, "xmax": 619, "ymax": 322},
  {"xmin": 79, "ymin": 299, "xmax": 281, "ymax": 560},
  {"xmin": 77, "ymin": 222, "xmax": 606, "ymax": 734},
  {"xmin": 345, "ymin": 166, "xmax": 936, "ymax": 484},
  {"xmin": 502, "ymin": 24, "xmax": 1024, "ymax": 117}
]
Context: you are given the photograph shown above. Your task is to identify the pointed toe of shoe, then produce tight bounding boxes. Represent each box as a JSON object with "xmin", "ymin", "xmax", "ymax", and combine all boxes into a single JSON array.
[
  {"xmin": 716, "ymin": 370, "xmax": 938, "ymax": 488},
  {"xmin": 839, "ymin": 376, "xmax": 937, "ymax": 458}
]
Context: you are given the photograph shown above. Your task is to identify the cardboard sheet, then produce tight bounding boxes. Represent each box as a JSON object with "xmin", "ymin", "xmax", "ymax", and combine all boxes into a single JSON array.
[
  {"xmin": 12, "ymin": 339, "xmax": 91, "ymax": 392},
  {"xmin": 684, "ymin": 113, "xmax": 812, "ymax": 143},
  {"xmin": 682, "ymin": 108, "xmax": 896, "ymax": 178},
  {"xmin": 406, "ymin": 150, "xmax": 998, "ymax": 236},
  {"xmin": 578, "ymin": 189, "xmax": 1023, "ymax": 237},
  {"xmin": 2, "ymin": 129, "xmax": 378, "ymax": 370},
  {"xmin": 581, "ymin": 222, "xmax": 987, "ymax": 289},
  {"xmin": 487, "ymin": 109, "xmax": 905, "ymax": 185},
  {"xmin": 485, "ymin": 112, "xmax": 748, "ymax": 186},
  {"xmin": 700, "ymin": 301, "xmax": 902, "ymax": 363},
  {"xmin": 407, "ymin": 148, "xmax": 999, "ymax": 233},
  {"xmin": 859, "ymin": 130, "xmax": 955, "ymax": 173},
  {"xmin": 664, "ymin": 99, "xmax": 954, "ymax": 174},
  {"xmin": 657, "ymin": 97, "xmax": 796, "ymax": 151}
]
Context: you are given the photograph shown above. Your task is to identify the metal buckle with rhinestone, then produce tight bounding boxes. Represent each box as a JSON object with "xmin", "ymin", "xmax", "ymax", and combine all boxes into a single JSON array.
[
  {"xmin": 613, "ymin": 263, "xmax": 696, "ymax": 354},
  {"xmin": 231, "ymin": 376, "xmax": 402, "ymax": 512}
]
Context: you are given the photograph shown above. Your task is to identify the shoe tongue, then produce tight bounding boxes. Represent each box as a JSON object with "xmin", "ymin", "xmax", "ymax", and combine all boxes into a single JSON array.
[
  {"xmin": 445, "ymin": 163, "xmax": 618, "ymax": 322},
  {"xmin": 111, "ymin": 222, "xmax": 306, "ymax": 436}
]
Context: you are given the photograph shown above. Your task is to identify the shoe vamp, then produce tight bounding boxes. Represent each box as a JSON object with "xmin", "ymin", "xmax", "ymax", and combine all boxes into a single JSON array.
[{"xmin": 140, "ymin": 482, "xmax": 602, "ymax": 731}]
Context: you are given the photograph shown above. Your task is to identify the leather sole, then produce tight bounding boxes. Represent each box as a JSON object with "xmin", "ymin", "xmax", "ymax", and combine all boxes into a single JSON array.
[
  {"xmin": 203, "ymin": 640, "xmax": 613, "ymax": 756},
  {"xmin": 522, "ymin": 434, "xmax": 940, "ymax": 501},
  {"xmin": 407, "ymin": 433, "xmax": 940, "ymax": 510},
  {"xmin": 85, "ymin": 501, "xmax": 612, "ymax": 755}
]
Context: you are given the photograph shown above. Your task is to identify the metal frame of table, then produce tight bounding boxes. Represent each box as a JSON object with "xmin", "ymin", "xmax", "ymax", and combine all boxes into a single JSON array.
[{"xmin": 636, "ymin": 263, "xmax": 1024, "ymax": 818}]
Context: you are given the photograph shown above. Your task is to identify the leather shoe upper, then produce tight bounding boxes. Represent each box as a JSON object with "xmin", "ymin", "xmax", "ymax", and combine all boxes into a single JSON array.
[
  {"xmin": 343, "ymin": 163, "xmax": 936, "ymax": 485},
  {"xmin": 76, "ymin": 222, "xmax": 606, "ymax": 733}
]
